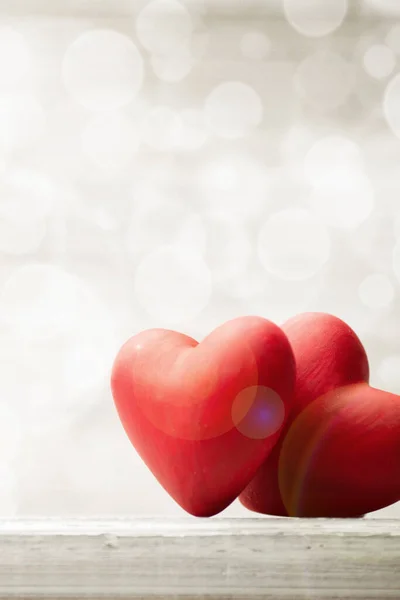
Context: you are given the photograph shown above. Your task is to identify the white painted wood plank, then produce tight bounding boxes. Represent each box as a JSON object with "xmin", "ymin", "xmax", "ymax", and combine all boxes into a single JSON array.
[{"xmin": 0, "ymin": 518, "xmax": 399, "ymax": 598}]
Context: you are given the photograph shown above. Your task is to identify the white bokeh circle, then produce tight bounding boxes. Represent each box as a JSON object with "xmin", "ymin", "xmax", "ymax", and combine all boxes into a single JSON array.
[
  {"xmin": 0, "ymin": 27, "xmax": 31, "ymax": 88},
  {"xmin": 179, "ymin": 109, "xmax": 209, "ymax": 150},
  {"xmin": 384, "ymin": 74, "xmax": 400, "ymax": 139},
  {"xmin": 358, "ymin": 273, "xmax": 395, "ymax": 309},
  {"xmin": 0, "ymin": 289, "xmax": 117, "ymax": 430},
  {"xmin": 283, "ymin": 0, "xmax": 348, "ymax": 38},
  {"xmin": 191, "ymin": 211, "xmax": 253, "ymax": 285},
  {"xmin": 386, "ymin": 24, "xmax": 400, "ymax": 55},
  {"xmin": 0, "ymin": 209, "xmax": 46, "ymax": 256},
  {"xmin": 136, "ymin": 0, "xmax": 193, "ymax": 55},
  {"xmin": 0, "ymin": 94, "xmax": 45, "ymax": 153},
  {"xmin": 126, "ymin": 187, "xmax": 191, "ymax": 257},
  {"xmin": 62, "ymin": 29, "xmax": 144, "ymax": 111},
  {"xmin": 308, "ymin": 174, "xmax": 375, "ymax": 229},
  {"xmin": 240, "ymin": 31, "xmax": 271, "ymax": 60},
  {"xmin": 134, "ymin": 245, "xmax": 212, "ymax": 324},
  {"xmin": 0, "ymin": 169, "xmax": 56, "ymax": 255},
  {"xmin": 364, "ymin": 0, "xmax": 400, "ymax": 17},
  {"xmin": 280, "ymin": 126, "xmax": 319, "ymax": 164},
  {"xmin": 304, "ymin": 135, "xmax": 364, "ymax": 186},
  {"xmin": 363, "ymin": 44, "xmax": 396, "ymax": 79},
  {"xmin": 82, "ymin": 112, "xmax": 141, "ymax": 172},
  {"xmin": 199, "ymin": 155, "xmax": 271, "ymax": 219},
  {"xmin": 151, "ymin": 46, "xmax": 194, "ymax": 82},
  {"xmin": 295, "ymin": 50, "xmax": 354, "ymax": 111},
  {"xmin": 258, "ymin": 208, "xmax": 331, "ymax": 281},
  {"xmin": 0, "ymin": 265, "xmax": 84, "ymax": 340},
  {"xmin": 204, "ymin": 81, "xmax": 263, "ymax": 139},
  {"xmin": 142, "ymin": 106, "xmax": 183, "ymax": 151}
]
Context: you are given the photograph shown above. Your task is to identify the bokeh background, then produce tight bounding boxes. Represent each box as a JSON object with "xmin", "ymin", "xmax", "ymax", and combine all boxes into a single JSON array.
[{"xmin": 1, "ymin": 0, "xmax": 400, "ymax": 518}]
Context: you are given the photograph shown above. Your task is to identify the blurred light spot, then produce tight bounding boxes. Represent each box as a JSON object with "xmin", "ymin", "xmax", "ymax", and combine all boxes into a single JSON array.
[
  {"xmin": 62, "ymin": 335, "xmax": 117, "ymax": 396},
  {"xmin": 363, "ymin": 44, "xmax": 396, "ymax": 79},
  {"xmin": 62, "ymin": 30, "xmax": 144, "ymax": 110},
  {"xmin": 179, "ymin": 108, "xmax": 208, "ymax": 150},
  {"xmin": 0, "ymin": 27, "xmax": 31, "ymax": 88},
  {"xmin": 364, "ymin": 0, "xmax": 400, "ymax": 17},
  {"xmin": 134, "ymin": 245, "xmax": 212, "ymax": 324},
  {"xmin": 351, "ymin": 213, "xmax": 394, "ymax": 272},
  {"xmin": 304, "ymin": 135, "xmax": 364, "ymax": 186},
  {"xmin": 204, "ymin": 81, "xmax": 263, "ymax": 139},
  {"xmin": 386, "ymin": 24, "xmax": 400, "ymax": 55},
  {"xmin": 308, "ymin": 174, "xmax": 375, "ymax": 229},
  {"xmin": 232, "ymin": 386, "xmax": 285, "ymax": 440},
  {"xmin": 295, "ymin": 50, "xmax": 354, "ymax": 111},
  {"xmin": 93, "ymin": 207, "xmax": 118, "ymax": 231},
  {"xmin": 0, "ymin": 169, "xmax": 56, "ymax": 255},
  {"xmin": 224, "ymin": 266, "xmax": 268, "ymax": 301},
  {"xmin": 195, "ymin": 212, "xmax": 253, "ymax": 284},
  {"xmin": 183, "ymin": 0, "xmax": 207, "ymax": 15},
  {"xmin": 240, "ymin": 31, "xmax": 271, "ymax": 60},
  {"xmin": 0, "ymin": 94, "xmax": 45, "ymax": 153},
  {"xmin": 136, "ymin": 0, "xmax": 193, "ymax": 55},
  {"xmin": 0, "ymin": 403, "xmax": 22, "ymax": 463},
  {"xmin": 0, "ymin": 209, "xmax": 45, "ymax": 256},
  {"xmin": 151, "ymin": 46, "xmax": 194, "ymax": 82},
  {"xmin": 142, "ymin": 106, "xmax": 183, "ymax": 151},
  {"xmin": 284, "ymin": 0, "xmax": 348, "ymax": 38},
  {"xmin": 82, "ymin": 112, "xmax": 141, "ymax": 173},
  {"xmin": 0, "ymin": 291, "xmax": 116, "ymax": 430},
  {"xmin": 126, "ymin": 189, "xmax": 190, "ymax": 257},
  {"xmin": 378, "ymin": 355, "xmax": 400, "ymax": 394},
  {"xmin": 384, "ymin": 73, "xmax": 400, "ymax": 139},
  {"xmin": 1, "ymin": 375, "xmax": 61, "ymax": 435},
  {"xmin": 0, "ymin": 265, "xmax": 83, "ymax": 340},
  {"xmin": 258, "ymin": 208, "xmax": 331, "ymax": 281},
  {"xmin": 206, "ymin": 161, "xmax": 237, "ymax": 190},
  {"xmin": 280, "ymin": 126, "xmax": 318, "ymax": 164},
  {"xmin": 200, "ymin": 156, "xmax": 270, "ymax": 219},
  {"xmin": 358, "ymin": 273, "xmax": 394, "ymax": 309},
  {"xmin": 175, "ymin": 213, "xmax": 206, "ymax": 255}
]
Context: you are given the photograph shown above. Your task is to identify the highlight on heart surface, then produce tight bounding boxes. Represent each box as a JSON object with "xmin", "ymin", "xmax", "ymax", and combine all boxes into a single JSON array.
[{"xmin": 111, "ymin": 316, "xmax": 296, "ymax": 517}]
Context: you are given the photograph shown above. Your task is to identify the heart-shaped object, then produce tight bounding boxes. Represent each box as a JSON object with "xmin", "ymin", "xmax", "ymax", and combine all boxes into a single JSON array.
[
  {"xmin": 111, "ymin": 316, "xmax": 295, "ymax": 517},
  {"xmin": 240, "ymin": 312, "xmax": 370, "ymax": 516},
  {"xmin": 278, "ymin": 383, "xmax": 400, "ymax": 517}
]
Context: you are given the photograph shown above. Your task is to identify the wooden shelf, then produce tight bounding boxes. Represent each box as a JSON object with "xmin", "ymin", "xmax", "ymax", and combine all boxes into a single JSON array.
[{"xmin": 0, "ymin": 518, "xmax": 399, "ymax": 598}]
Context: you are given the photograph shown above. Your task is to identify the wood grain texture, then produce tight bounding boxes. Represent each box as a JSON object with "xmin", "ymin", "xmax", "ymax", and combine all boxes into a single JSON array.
[{"xmin": 0, "ymin": 518, "xmax": 399, "ymax": 598}]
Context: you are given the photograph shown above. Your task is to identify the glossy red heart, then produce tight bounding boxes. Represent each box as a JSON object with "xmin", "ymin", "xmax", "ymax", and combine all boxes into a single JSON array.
[
  {"xmin": 278, "ymin": 383, "xmax": 400, "ymax": 517},
  {"xmin": 111, "ymin": 316, "xmax": 295, "ymax": 517},
  {"xmin": 240, "ymin": 312, "xmax": 370, "ymax": 516}
]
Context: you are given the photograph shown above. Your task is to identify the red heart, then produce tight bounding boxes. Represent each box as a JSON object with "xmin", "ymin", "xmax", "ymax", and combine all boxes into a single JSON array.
[
  {"xmin": 240, "ymin": 312, "xmax": 370, "ymax": 516},
  {"xmin": 111, "ymin": 316, "xmax": 295, "ymax": 517},
  {"xmin": 277, "ymin": 382, "xmax": 400, "ymax": 517}
]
